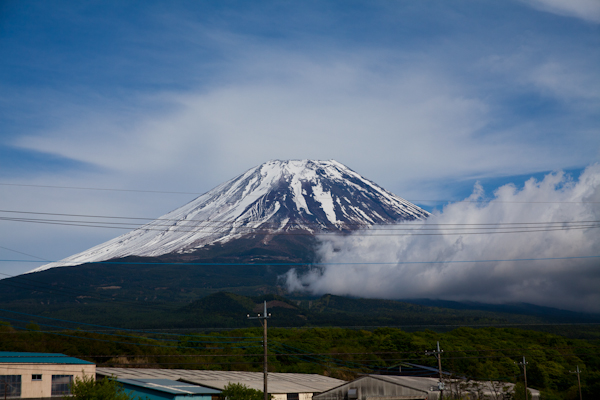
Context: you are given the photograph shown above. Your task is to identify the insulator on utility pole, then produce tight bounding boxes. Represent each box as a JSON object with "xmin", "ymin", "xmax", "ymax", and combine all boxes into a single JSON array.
[{"xmin": 247, "ymin": 301, "xmax": 271, "ymax": 400}]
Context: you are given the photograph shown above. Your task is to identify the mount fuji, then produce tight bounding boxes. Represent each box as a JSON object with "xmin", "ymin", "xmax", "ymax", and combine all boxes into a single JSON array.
[
  {"xmin": 31, "ymin": 160, "xmax": 429, "ymax": 273},
  {"xmin": 6, "ymin": 162, "xmax": 596, "ymax": 329}
]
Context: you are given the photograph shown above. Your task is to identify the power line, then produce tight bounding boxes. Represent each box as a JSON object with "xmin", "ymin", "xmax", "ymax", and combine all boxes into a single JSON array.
[
  {"xmin": 2, "ymin": 306, "xmax": 599, "ymax": 338},
  {"xmin": 2, "ymin": 182, "xmax": 598, "ymax": 204},
  {"xmin": 2, "ymin": 315, "xmax": 598, "ymax": 356},
  {"xmin": 270, "ymin": 344, "xmax": 368, "ymax": 372},
  {"xmin": 0, "ymin": 183, "xmax": 202, "ymax": 195},
  {"xmin": 0, "ymin": 251, "xmax": 204, "ymax": 314},
  {"xmin": 2, "ymin": 209, "xmax": 599, "ymax": 230},
  {"xmin": 6, "ymin": 325, "xmax": 264, "ymax": 351},
  {"xmin": 1, "ymin": 271, "xmax": 599, "ymax": 332},
  {"xmin": 272, "ymin": 342, "xmax": 371, "ymax": 371},
  {"xmin": 3, "ymin": 209, "xmax": 599, "ymax": 227},
  {"xmin": 2, "ymin": 326, "xmax": 597, "ymax": 373},
  {"xmin": 2, "ymin": 313, "xmax": 599, "ymax": 337},
  {"xmin": 0, "ymin": 308, "xmax": 261, "ymax": 339},
  {"xmin": 9, "ymin": 214, "xmax": 594, "ymax": 229},
  {"xmin": 3, "ymin": 254, "xmax": 600, "ymax": 265},
  {"xmin": 1, "ymin": 344, "xmax": 595, "ymax": 357},
  {"xmin": 0, "ymin": 245, "xmax": 50, "ymax": 261},
  {"xmin": 1, "ymin": 263, "xmax": 599, "ymax": 335},
  {"xmin": 0, "ymin": 347, "xmax": 594, "ymax": 364},
  {"xmin": 0, "ymin": 315, "xmax": 263, "ymax": 345},
  {"xmin": 0, "ymin": 271, "xmax": 184, "ymax": 313},
  {"xmin": 2, "ymin": 215, "xmax": 597, "ymax": 235}
]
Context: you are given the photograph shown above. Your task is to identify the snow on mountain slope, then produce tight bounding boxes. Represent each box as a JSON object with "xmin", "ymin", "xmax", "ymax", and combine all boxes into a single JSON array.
[{"xmin": 30, "ymin": 160, "xmax": 430, "ymax": 272}]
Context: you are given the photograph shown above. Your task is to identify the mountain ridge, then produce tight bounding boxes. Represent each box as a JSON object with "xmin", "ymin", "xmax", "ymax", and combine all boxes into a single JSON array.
[{"xmin": 30, "ymin": 160, "xmax": 429, "ymax": 273}]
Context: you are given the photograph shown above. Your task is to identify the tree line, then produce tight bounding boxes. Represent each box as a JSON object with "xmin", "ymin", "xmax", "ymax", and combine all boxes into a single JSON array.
[{"xmin": 1, "ymin": 321, "xmax": 598, "ymax": 399}]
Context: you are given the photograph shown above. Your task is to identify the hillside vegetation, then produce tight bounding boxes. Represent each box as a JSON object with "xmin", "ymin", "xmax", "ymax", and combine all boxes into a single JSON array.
[
  {"xmin": 1, "ymin": 291, "xmax": 599, "ymax": 341},
  {"xmin": 1, "ymin": 321, "xmax": 598, "ymax": 399}
]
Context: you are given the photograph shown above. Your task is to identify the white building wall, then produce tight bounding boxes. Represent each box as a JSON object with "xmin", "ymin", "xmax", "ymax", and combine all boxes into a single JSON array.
[
  {"xmin": 299, "ymin": 392, "xmax": 313, "ymax": 400},
  {"xmin": 2, "ymin": 363, "xmax": 95, "ymax": 398},
  {"xmin": 271, "ymin": 392, "xmax": 314, "ymax": 400},
  {"xmin": 271, "ymin": 392, "xmax": 316, "ymax": 400}
]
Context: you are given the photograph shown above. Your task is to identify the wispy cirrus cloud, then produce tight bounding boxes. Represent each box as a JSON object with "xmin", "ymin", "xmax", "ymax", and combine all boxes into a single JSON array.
[
  {"xmin": 1, "ymin": 1, "xmax": 599, "ymax": 279},
  {"xmin": 519, "ymin": 0, "xmax": 600, "ymax": 23}
]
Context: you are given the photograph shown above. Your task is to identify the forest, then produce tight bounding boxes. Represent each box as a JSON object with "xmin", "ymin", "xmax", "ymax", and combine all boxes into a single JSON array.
[{"xmin": 1, "ymin": 320, "xmax": 598, "ymax": 399}]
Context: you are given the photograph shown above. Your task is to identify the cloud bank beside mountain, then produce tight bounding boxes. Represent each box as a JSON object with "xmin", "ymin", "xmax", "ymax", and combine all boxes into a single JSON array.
[{"xmin": 285, "ymin": 164, "xmax": 600, "ymax": 313}]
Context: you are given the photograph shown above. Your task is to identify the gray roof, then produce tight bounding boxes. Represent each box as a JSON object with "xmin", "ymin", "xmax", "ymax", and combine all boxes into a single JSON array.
[
  {"xmin": 371, "ymin": 375, "xmax": 541, "ymax": 397},
  {"xmin": 312, "ymin": 375, "xmax": 438, "ymax": 400},
  {"xmin": 97, "ymin": 368, "xmax": 346, "ymax": 395},
  {"xmin": 368, "ymin": 375, "xmax": 441, "ymax": 392},
  {"xmin": 118, "ymin": 379, "xmax": 221, "ymax": 395},
  {"xmin": 314, "ymin": 375, "xmax": 541, "ymax": 400}
]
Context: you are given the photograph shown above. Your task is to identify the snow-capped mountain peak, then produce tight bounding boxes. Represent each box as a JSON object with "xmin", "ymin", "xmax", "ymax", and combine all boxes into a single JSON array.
[{"xmin": 30, "ymin": 160, "xmax": 429, "ymax": 272}]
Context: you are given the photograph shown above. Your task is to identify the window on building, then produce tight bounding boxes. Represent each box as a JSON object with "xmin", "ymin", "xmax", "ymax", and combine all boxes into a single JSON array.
[
  {"xmin": 51, "ymin": 375, "xmax": 72, "ymax": 396},
  {"xmin": 0, "ymin": 375, "xmax": 22, "ymax": 398},
  {"xmin": 287, "ymin": 393, "xmax": 299, "ymax": 400},
  {"xmin": 347, "ymin": 388, "xmax": 358, "ymax": 400},
  {"xmin": 32, "ymin": 375, "xmax": 42, "ymax": 381}
]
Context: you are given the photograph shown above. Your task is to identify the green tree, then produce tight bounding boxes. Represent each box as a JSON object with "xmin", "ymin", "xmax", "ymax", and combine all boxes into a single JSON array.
[
  {"xmin": 26, "ymin": 322, "xmax": 40, "ymax": 331},
  {"xmin": 512, "ymin": 382, "xmax": 533, "ymax": 400},
  {"xmin": 0, "ymin": 321, "xmax": 12, "ymax": 332},
  {"xmin": 221, "ymin": 383, "xmax": 268, "ymax": 400},
  {"xmin": 69, "ymin": 375, "xmax": 134, "ymax": 400}
]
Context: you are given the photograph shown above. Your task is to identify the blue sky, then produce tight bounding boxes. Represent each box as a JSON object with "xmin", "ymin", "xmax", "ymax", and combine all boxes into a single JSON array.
[{"xmin": 1, "ymin": 0, "xmax": 599, "ymax": 279}]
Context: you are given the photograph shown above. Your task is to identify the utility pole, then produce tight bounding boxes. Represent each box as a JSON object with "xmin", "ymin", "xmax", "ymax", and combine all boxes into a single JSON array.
[
  {"xmin": 248, "ymin": 301, "xmax": 271, "ymax": 400},
  {"xmin": 517, "ymin": 356, "xmax": 528, "ymax": 400},
  {"xmin": 426, "ymin": 341, "xmax": 444, "ymax": 399},
  {"xmin": 570, "ymin": 365, "xmax": 582, "ymax": 400}
]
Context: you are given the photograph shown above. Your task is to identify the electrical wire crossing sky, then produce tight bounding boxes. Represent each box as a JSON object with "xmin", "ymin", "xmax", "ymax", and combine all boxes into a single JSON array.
[{"xmin": 0, "ymin": 0, "xmax": 599, "ymax": 311}]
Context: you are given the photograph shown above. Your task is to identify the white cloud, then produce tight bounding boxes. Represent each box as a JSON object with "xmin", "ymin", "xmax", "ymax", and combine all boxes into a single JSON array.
[
  {"xmin": 484, "ymin": 52, "xmax": 600, "ymax": 106},
  {"xmin": 284, "ymin": 164, "xmax": 600, "ymax": 312},
  {"xmin": 4, "ymin": 3, "xmax": 600, "ymax": 279},
  {"xmin": 530, "ymin": 61, "xmax": 600, "ymax": 102},
  {"xmin": 13, "ymin": 47, "xmax": 597, "ymax": 198},
  {"xmin": 519, "ymin": 0, "xmax": 600, "ymax": 23}
]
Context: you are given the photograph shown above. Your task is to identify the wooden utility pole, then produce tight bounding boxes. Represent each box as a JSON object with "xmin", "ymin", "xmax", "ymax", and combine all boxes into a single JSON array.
[
  {"xmin": 519, "ymin": 356, "xmax": 528, "ymax": 400},
  {"xmin": 426, "ymin": 341, "xmax": 444, "ymax": 399},
  {"xmin": 248, "ymin": 301, "xmax": 271, "ymax": 400},
  {"xmin": 570, "ymin": 365, "xmax": 582, "ymax": 400},
  {"xmin": 263, "ymin": 314, "xmax": 268, "ymax": 400},
  {"xmin": 437, "ymin": 341, "xmax": 443, "ymax": 381}
]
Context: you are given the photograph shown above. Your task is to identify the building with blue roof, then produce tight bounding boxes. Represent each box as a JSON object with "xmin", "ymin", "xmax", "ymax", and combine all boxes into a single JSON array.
[
  {"xmin": 0, "ymin": 352, "xmax": 95, "ymax": 399},
  {"xmin": 117, "ymin": 378, "xmax": 221, "ymax": 400}
]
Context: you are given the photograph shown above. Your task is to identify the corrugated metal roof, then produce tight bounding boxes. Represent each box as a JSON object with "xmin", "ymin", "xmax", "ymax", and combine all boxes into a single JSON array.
[
  {"xmin": 118, "ymin": 379, "xmax": 221, "ymax": 395},
  {"xmin": 369, "ymin": 375, "xmax": 541, "ymax": 396},
  {"xmin": 368, "ymin": 375, "xmax": 440, "ymax": 392},
  {"xmin": 97, "ymin": 368, "xmax": 345, "ymax": 394},
  {"xmin": 314, "ymin": 374, "xmax": 541, "ymax": 400},
  {"xmin": 0, "ymin": 352, "xmax": 94, "ymax": 365}
]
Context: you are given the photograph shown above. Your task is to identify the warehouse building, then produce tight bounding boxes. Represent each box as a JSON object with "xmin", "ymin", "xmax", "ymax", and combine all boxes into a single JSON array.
[
  {"xmin": 0, "ymin": 352, "xmax": 95, "ymax": 399},
  {"xmin": 117, "ymin": 378, "xmax": 221, "ymax": 400},
  {"xmin": 312, "ymin": 374, "xmax": 540, "ymax": 400},
  {"xmin": 97, "ymin": 368, "xmax": 346, "ymax": 400}
]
